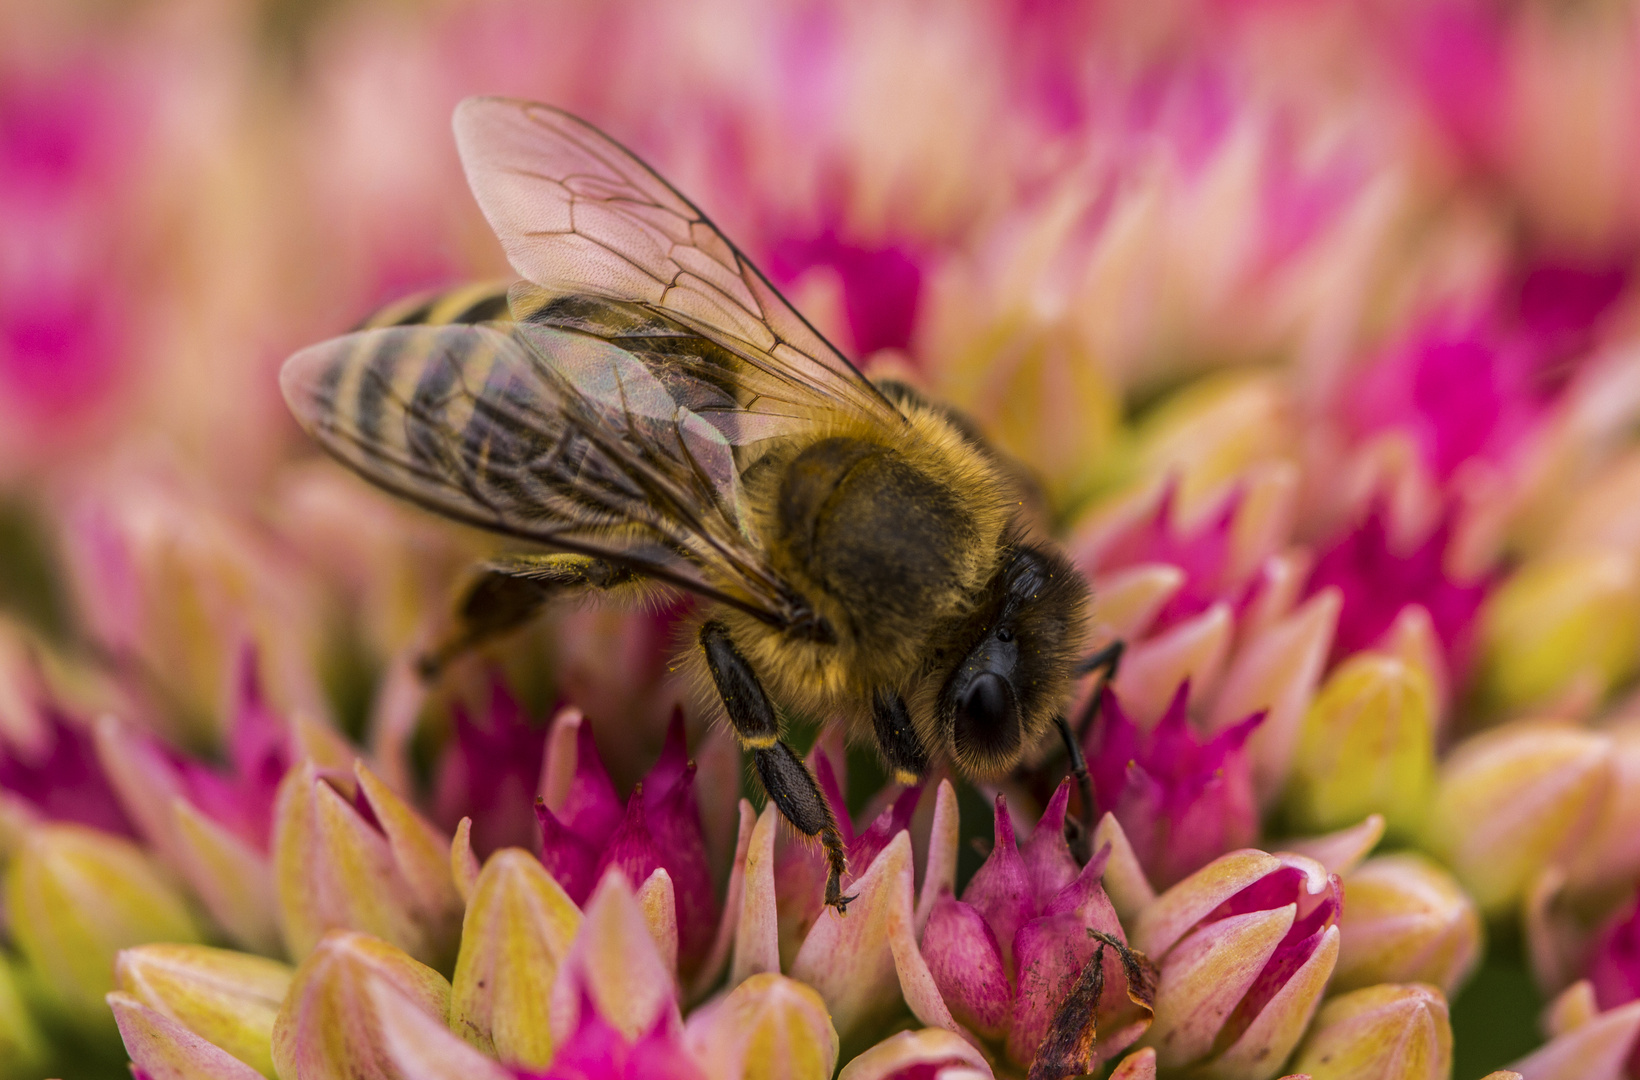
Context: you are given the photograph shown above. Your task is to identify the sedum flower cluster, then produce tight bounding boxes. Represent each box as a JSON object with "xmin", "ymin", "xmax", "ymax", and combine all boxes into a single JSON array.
[{"xmin": 7, "ymin": 0, "xmax": 1640, "ymax": 1078}]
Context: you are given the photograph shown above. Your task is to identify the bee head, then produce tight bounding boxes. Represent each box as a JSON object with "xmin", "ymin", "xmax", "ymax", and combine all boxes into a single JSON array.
[{"xmin": 938, "ymin": 542, "xmax": 1089, "ymax": 778}]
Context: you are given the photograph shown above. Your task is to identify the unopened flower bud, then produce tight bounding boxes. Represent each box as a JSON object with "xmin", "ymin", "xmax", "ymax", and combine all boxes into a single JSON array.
[
  {"xmin": 61, "ymin": 470, "xmax": 329, "ymax": 747},
  {"xmin": 1090, "ymin": 564, "xmax": 1187, "ymax": 642},
  {"xmin": 272, "ymin": 760, "xmax": 462, "ymax": 965},
  {"xmin": 6, "ymin": 822, "xmax": 202, "ymax": 1026},
  {"xmin": 535, "ymin": 713, "xmax": 717, "ymax": 977},
  {"xmin": 270, "ymin": 931, "xmax": 452, "ymax": 1080},
  {"xmin": 684, "ymin": 972, "xmax": 838, "ymax": 1080},
  {"xmin": 1423, "ymin": 723, "xmax": 1612, "ymax": 914},
  {"xmin": 114, "ymin": 943, "xmax": 292, "ymax": 1078},
  {"xmin": 0, "ymin": 956, "xmax": 44, "ymax": 1076},
  {"xmin": 1286, "ymin": 653, "xmax": 1436, "ymax": 838},
  {"xmin": 1480, "ymin": 550, "xmax": 1640, "ymax": 710},
  {"xmin": 921, "ymin": 786, "xmax": 1150, "ymax": 1073},
  {"xmin": 450, "ymin": 848, "xmax": 581, "ymax": 1068},
  {"xmin": 834, "ymin": 1028, "xmax": 989, "ymax": 1080},
  {"xmin": 1334, "ymin": 854, "xmax": 1482, "ymax": 996},
  {"xmin": 1566, "ymin": 717, "xmax": 1640, "ymax": 895},
  {"xmin": 1085, "ymin": 686, "xmax": 1262, "ymax": 889},
  {"xmin": 366, "ymin": 974, "xmax": 514, "ymax": 1080},
  {"xmin": 1208, "ymin": 588, "xmax": 1339, "ymax": 806},
  {"xmin": 1134, "ymin": 850, "xmax": 1342, "ymax": 1080},
  {"xmin": 94, "ymin": 653, "xmax": 301, "ymax": 956},
  {"xmin": 1287, "ymin": 983, "xmax": 1452, "ymax": 1080},
  {"xmin": 1110, "ymin": 604, "xmax": 1234, "ymax": 726},
  {"xmin": 942, "ymin": 323, "xmax": 1119, "ymax": 507},
  {"xmin": 733, "ymin": 786, "xmax": 950, "ymax": 1048},
  {"xmin": 109, "ymin": 992, "xmax": 265, "ymax": 1080},
  {"xmin": 1505, "ymin": 997, "xmax": 1640, "ymax": 1080},
  {"xmin": 550, "ymin": 868, "xmax": 679, "ymax": 1048},
  {"xmin": 1132, "ymin": 372, "xmax": 1292, "ymax": 517}
]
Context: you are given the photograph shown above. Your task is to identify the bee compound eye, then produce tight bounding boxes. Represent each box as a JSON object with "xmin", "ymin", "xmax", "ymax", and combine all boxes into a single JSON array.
[{"xmin": 953, "ymin": 672, "xmax": 1021, "ymax": 760}]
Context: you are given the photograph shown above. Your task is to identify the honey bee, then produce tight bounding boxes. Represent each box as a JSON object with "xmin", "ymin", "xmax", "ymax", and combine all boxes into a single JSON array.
[{"xmin": 281, "ymin": 98, "xmax": 1122, "ymax": 913}]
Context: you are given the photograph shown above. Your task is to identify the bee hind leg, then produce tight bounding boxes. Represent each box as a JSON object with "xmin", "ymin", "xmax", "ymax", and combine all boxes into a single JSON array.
[
  {"xmin": 700, "ymin": 620, "xmax": 854, "ymax": 914},
  {"xmin": 417, "ymin": 553, "xmax": 637, "ymax": 681}
]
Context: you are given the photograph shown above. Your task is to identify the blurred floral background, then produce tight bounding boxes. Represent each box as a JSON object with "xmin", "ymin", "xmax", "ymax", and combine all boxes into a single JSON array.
[{"xmin": 5, "ymin": 0, "xmax": 1640, "ymax": 1078}]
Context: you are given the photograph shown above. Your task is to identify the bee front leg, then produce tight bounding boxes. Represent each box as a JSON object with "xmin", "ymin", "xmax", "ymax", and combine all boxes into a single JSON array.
[
  {"xmin": 700, "ymin": 621, "xmax": 854, "ymax": 914},
  {"xmin": 418, "ymin": 553, "xmax": 636, "ymax": 680},
  {"xmin": 1055, "ymin": 714, "xmax": 1095, "ymax": 863},
  {"xmin": 1062, "ymin": 637, "xmax": 1127, "ymax": 862}
]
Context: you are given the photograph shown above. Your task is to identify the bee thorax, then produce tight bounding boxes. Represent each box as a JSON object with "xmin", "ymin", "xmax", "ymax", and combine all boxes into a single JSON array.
[{"xmin": 775, "ymin": 436, "xmax": 978, "ymax": 654}]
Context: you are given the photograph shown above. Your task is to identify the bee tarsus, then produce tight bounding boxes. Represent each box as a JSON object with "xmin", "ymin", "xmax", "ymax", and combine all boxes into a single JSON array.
[
  {"xmin": 1055, "ymin": 714, "xmax": 1096, "ymax": 863},
  {"xmin": 752, "ymin": 740, "xmax": 854, "ymax": 910},
  {"xmin": 825, "ymin": 880, "xmax": 858, "ymax": 917}
]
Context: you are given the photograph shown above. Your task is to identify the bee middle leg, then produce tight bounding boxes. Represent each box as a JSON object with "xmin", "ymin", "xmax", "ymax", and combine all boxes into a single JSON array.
[
  {"xmin": 872, "ymin": 689, "xmax": 928, "ymax": 786},
  {"xmin": 417, "ymin": 553, "xmax": 637, "ymax": 680},
  {"xmin": 699, "ymin": 620, "xmax": 854, "ymax": 914}
]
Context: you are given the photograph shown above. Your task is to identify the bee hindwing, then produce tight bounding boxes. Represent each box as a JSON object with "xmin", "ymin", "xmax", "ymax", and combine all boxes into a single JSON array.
[{"xmin": 281, "ymin": 319, "xmax": 806, "ymax": 625}]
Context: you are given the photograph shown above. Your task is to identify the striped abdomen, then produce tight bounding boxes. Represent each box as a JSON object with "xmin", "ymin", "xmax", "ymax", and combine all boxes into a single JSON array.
[{"xmin": 353, "ymin": 280, "xmax": 513, "ymax": 331}]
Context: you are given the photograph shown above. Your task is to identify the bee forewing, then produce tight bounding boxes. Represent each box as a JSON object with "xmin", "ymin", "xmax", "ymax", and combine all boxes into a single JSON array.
[
  {"xmin": 453, "ymin": 97, "xmax": 697, "ymax": 304},
  {"xmin": 452, "ymin": 96, "xmax": 901, "ymax": 428}
]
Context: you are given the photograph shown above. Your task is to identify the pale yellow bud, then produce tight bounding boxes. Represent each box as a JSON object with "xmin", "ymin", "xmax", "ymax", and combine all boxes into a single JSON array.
[
  {"xmin": 685, "ymin": 972, "xmax": 839, "ymax": 1080},
  {"xmin": 1334, "ymin": 855, "xmax": 1481, "ymax": 996},
  {"xmin": 450, "ymin": 848, "xmax": 581, "ymax": 1068},
  {"xmin": 270, "ymin": 931, "xmax": 451, "ymax": 1080},
  {"xmin": 1480, "ymin": 550, "xmax": 1640, "ymax": 710},
  {"xmin": 1287, "ymin": 983, "xmax": 1452, "ymax": 1080},
  {"xmin": 1424, "ymin": 723, "xmax": 1613, "ymax": 915},
  {"xmin": 7, "ymin": 823, "xmax": 202, "ymax": 1027},
  {"xmin": 115, "ymin": 944, "xmax": 293, "ymax": 1078},
  {"xmin": 1286, "ymin": 654, "xmax": 1436, "ymax": 838}
]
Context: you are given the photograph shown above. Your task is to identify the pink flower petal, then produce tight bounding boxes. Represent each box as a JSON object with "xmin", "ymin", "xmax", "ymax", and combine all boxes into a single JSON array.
[
  {"xmin": 541, "ymin": 992, "xmax": 703, "ymax": 1080},
  {"xmin": 1308, "ymin": 504, "xmax": 1491, "ymax": 672},
  {"xmin": 849, "ymin": 785, "xmax": 922, "ymax": 881},
  {"xmin": 1007, "ymin": 913, "xmax": 1141, "ymax": 1069},
  {"xmin": 961, "ymin": 794, "xmax": 1036, "ymax": 976},
  {"xmin": 535, "ymin": 800, "xmax": 601, "ymax": 906},
  {"xmin": 433, "ymin": 678, "xmax": 546, "ymax": 858},
  {"xmin": 729, "ymin": 804, "xmax": 781, "ymax": 987},
  {"xmin": 1020, "ymin": 780, "xmax": 1080, "ymax": 903},
  {"xmin": 1086, "ymin": 686, "xmax": 1263, "ymax": 889},
  {"xmin": 921, "ymin": 895, "xmax": 1011, "ymax": 1039}
]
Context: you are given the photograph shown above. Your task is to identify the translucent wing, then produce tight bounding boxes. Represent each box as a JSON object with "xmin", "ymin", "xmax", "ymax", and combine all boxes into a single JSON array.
[
  {"xmin": 280, "ymin": 321, "xmax": 823, "ymax": 631},
  {"xmin": 453, "ymin": 96, "xmax": 903, "ymax": 431}
]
